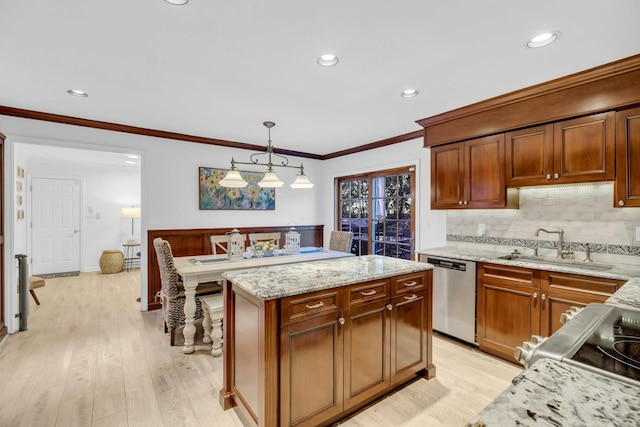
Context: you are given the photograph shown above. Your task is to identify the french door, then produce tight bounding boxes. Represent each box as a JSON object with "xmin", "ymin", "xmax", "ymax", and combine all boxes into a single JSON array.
[{"xmin": 337, "ymin": 166, "xmax": 415, "ymax": 260}]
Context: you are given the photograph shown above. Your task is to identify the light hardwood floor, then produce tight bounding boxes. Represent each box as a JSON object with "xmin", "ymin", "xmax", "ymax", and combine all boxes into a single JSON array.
[{"xmin": 0, "ymin": 271, "xmax": 522, "ymax": 427}]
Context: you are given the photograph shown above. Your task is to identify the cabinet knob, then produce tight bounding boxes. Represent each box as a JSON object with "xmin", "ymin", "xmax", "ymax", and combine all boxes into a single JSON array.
[
  {"xmin": 533, "ymin": 292, "xmax": 538, "ymax": 299},
  {"xmin": 458, "ymin": 201, "xmax": 463, "ymax": 206},
  {"xmin": 554, "ymin": 173, "xmax": 559, "ymax": 179},
  {"xmin": 541, "ymin": 293, "xmax": 546, "ymax": 301},
  {"xmin": 618, "ymin": 200, "xmax": 625, "ymax": 207},
  {"xmin": 387, "ymin": 304, "xmax": 393, "ymax": 311},
  {"xmin": 546, "ymin": 174, "xmax": 551, "ymax": 180},
  {"xmin": 338, "ymin": 317, "xmax": 345, "ymax": 325},
  {"xmin": 463, "ymin": 200, "xmax": 468, "ymax": 206}
]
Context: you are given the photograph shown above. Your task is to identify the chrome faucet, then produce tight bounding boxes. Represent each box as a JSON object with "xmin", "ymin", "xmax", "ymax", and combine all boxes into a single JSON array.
[{"xmin": 535, "ymin": 228, "xmax": 573, "ymax": 259}]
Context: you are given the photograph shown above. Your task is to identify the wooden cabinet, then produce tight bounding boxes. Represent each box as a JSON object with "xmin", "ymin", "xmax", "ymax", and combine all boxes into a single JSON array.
[
  {"xmin": 477, "ymin": 263, "xmax": 624, "ymax": 363},
  {"xmin": 540, "ymin": 271, "xmax": 623, "ymax": 336},
  {"xmin": 477, "ymin": 264, "xmax": 542, "ymax": 362},
  {"xmin": 615, "ymin": 107, "xmax": 640, "ymax": 207},
  {"xmin": 505, "ymin": 112, "xmax": 615, "ymax": 186},
  {"xmin": 431, "ymin": 134, "xmax": 518, "ymax": 209},
  {"xmin": 279, "ymin": 271, "xmax": 432, "ymax": 426}
]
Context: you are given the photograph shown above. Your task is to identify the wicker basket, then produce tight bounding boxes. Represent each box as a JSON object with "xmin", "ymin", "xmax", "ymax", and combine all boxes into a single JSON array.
[{"xmin": 99, "ymin": 250, "xmax": 124, "ymax": 274}]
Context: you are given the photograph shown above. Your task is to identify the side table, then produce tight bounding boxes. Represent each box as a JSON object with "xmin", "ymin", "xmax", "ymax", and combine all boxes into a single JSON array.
[{"xmin": 122, "ymin": 243, "xmax": 141, "ymax": 272}]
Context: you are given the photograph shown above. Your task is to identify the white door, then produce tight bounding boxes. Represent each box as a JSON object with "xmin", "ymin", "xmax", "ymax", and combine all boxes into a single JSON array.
[{"xmin": 31, "ymin": 177, "xmax": 81, "ymax": 275}]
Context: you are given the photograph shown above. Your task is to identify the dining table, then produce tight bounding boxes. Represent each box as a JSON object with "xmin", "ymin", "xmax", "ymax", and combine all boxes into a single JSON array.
[{"xmin": 173, "ymin": 247, "xmax": 354, "ymax": 354}]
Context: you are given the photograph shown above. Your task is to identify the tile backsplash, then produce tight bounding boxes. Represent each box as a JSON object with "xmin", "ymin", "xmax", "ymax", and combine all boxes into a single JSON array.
[{"xmin": 445, "ymin": 183, "xmax": 640, "ymax": 264}]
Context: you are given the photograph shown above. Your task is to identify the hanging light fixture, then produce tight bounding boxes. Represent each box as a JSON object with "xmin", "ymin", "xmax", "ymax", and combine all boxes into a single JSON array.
[{"xmin": 219, "ymin": 121, "xmax": 314, "ymax": 189}]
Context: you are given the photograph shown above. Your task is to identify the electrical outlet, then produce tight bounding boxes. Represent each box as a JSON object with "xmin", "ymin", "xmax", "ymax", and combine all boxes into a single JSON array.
[
  {"xmin": 636, "ymin": 226, "xmax": 640, "ymax": 241},
  {"xmin": 477, "ymin": 223, "xmax": 486, "ymax": 236}
]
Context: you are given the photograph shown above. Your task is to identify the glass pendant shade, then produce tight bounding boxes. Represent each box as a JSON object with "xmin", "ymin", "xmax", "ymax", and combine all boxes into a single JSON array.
[
  {"xmin": 290, "ymin": 172, "xmax": 314, "ymax": 188},
  {"xmin": 258, "ymin": 171, "xmax": 284, "ymax": 188},
  {"xmin": 219, "ymin": 169, "xmax": 248, "ymax": 188}
]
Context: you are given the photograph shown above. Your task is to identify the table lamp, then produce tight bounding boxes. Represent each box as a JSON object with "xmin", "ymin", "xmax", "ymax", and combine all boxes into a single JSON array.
[{"xmin": 121, "ymin": 206, "xmax": 141, "ymax": 244}]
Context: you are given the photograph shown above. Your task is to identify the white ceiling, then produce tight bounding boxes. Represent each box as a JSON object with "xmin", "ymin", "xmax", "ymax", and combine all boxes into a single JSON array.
[{"xmin": 1, "ymin": 0, "xmax": 640, "ymax": 156}]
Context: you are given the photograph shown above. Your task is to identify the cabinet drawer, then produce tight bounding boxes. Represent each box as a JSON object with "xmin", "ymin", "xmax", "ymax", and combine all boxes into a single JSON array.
[
  {"xmin": 347, "ymin": 280, "xmax": 389, "ymax": 307},
  {"xmin": 281, "ymin": 289, "xmax": 343, "ymax": 326},
  {"xmin": 543, "ymin": 271, "xmax": 623, "ymax": 296},
  {"xmin": 480, "ymin": 263, "xmax": 540, "ymax": 287},
  {"xmin": 392, "ymin": 272, "xmax": 426, "ymax": 296}
]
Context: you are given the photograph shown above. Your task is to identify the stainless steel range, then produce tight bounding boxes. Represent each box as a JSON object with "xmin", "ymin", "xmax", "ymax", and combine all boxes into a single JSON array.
[{"xmin": 517, "ymin": 303, "xmax": 640, "ymax": 388}]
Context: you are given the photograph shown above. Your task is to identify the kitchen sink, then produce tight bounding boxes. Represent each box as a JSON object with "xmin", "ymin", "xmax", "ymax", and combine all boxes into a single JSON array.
[{"xmin": 496, "ymin": 254, "xmax": 613, "ymax": 271}]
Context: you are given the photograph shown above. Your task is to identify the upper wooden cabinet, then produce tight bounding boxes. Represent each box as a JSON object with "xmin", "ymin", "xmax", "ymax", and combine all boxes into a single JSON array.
[
  {"xmin": 505, "ymin": 112, "xmax": 615, "ymax": 186},
  {"xmin": 615, "ymin": 107, "xmax": 640, "ymax": 208},
  {"xmin": 431, "ymin": 134, "xmax": 518, "ymax": 209}
]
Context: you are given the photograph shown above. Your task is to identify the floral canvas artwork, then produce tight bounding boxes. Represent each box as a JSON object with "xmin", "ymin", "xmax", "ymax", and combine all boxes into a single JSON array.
[{"xmin": 199, "ymin": 167, "xmax": 276, "ymax": 210}]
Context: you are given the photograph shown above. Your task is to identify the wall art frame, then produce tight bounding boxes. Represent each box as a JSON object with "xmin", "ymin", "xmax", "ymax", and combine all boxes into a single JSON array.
[{"xmin": 199, "ymin": 166, "xmax": 276, "ymax": 210}]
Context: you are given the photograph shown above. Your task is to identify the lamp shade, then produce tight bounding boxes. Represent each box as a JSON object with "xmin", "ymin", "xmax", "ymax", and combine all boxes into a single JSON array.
[
  {"xmin": 219, "ymin": 169, "xmax": 248, "ymax": 188},
  {"xmin": 121, "ymin": 206, "xmax": 141, "ymax": 218},
  {"xmin": 258, "ymin": 171, "xmax": 284, "ymax": 188},
  {"xmin": 290, "ymin": 172, "xmax": 314, "ymax": 189}
]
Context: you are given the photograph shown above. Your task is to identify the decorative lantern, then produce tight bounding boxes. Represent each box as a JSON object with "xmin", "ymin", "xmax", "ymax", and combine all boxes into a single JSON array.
[
  {"xmin": 226, "ymin": 228, "xmax": 244, "ymax": 259},
  {"xmin": 285, "ymin": 226, "xmax": 301, "ymax": 255}
]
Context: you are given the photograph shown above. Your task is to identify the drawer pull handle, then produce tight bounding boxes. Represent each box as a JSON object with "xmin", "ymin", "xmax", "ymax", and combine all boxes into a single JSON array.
[
  {"xmin": 361, "ymin": 289, "xmax": 377, "ymax": 296},
  {"xmin": 305, "ymin": 301, "xmax": 324, "ymax": 310},
  {"xmin": 403, "ymin": 281, "xmax": 418, "ymax": 287},
  {"xmin": 404, "ymin": 294, "xmax": 417, "ymax": 300}
]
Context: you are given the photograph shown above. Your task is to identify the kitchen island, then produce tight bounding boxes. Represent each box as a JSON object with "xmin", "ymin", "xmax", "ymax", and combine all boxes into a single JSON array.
[{"xmin": 218, "ymin": 255, "xmax": 434, "ymax": 427}]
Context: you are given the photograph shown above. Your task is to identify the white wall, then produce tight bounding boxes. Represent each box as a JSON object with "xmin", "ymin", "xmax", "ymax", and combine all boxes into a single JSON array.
[
  {"xmin": 1, "ymin": 115, "xmax": 324, "ymax": 331},
  {"xmin": 320, "ymin": 138, "xmax": 447, "ymax": 251}
]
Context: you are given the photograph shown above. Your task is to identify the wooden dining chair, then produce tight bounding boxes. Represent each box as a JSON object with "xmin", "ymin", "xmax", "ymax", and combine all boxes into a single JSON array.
[
  {"xmin": 249, "ymin": 232, "xmax": 281, "ymax": 248},
  {"xmin": 329, "ymin": 231, "xmax": 353, "ymax": 253},
  {"xmin": 210, "ymin": 234, "xmax": 247, "ymax": 255}
]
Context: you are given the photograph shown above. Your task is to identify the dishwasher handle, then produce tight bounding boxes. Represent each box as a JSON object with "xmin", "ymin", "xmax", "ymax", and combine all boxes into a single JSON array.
[{"xmin": 426, "ymin": 257, "xmax": 467, "ymax": 272}]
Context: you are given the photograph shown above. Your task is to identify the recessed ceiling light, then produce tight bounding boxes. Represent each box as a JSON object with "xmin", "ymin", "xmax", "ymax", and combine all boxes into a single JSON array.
[
  {"xmin": 125, "ymin": 161, "xmax": 136, "ymax": 165},
  {"xmin": 317, "ymin": 54, "xmax": 339, "ymax": 67},
  {"xmin": 67, "ymin": 89, "xmax": 88, "ymax": 97},
  {"xmin": 164, "ymin": 0, "xmax": 188, "ymax": 4},
  {"xmin": 526, "ymin": 31, "xmax": 561, "ymax": 48},
  {"xmin": 400, "ymin": 89, "xmax": 419, "ymax": 98}
]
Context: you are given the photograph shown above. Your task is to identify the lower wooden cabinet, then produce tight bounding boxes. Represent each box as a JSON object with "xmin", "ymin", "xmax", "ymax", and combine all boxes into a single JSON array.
[
  {"xmin": 477, "ymin": 264, "xmax": 541, "ymax": 362},
  {"xmin": 280, "ymin": 274, "xmax": 431, "ymax": 427},
  {"xmin": 280, "ymin": 312, "xmax": 344, "ymax": 427},
  {"xmin": 477, "ymin": 263, "xmax": 624, "ymax": 363}
]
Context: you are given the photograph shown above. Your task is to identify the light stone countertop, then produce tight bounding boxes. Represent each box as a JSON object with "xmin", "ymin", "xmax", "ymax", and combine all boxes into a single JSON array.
[
  {"xmin": 467, "ymin": 358, "xmax": 640, "ymax": 427},
  {"xmin": 417, "ymin": 247, "xmax": 640, "ymax": 281},
  {"xmin": 222, "ymin": 255, "xmax": 432, "ymax": 300}
]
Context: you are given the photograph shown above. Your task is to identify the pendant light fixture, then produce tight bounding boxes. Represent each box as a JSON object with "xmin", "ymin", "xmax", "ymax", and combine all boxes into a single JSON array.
[{"xmin": 219, "ymin": 121, "xmax": 314, "ymax": 189}]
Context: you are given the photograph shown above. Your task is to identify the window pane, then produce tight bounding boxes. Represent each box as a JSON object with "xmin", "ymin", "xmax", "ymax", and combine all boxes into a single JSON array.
[
  {"xmin": 398, "ymin": 174, "xmax": 411, "ymax": 196},
  {"xmin": 341, "ymin": 181, "xmax": 350, "ymax": 199},
  {"xmin": 384, "ymin": 176, "xmax": 397, "ymax": 197},
  {"xmin": 399, "ymin": 198, "xmax": 411, "ymax": 219}
]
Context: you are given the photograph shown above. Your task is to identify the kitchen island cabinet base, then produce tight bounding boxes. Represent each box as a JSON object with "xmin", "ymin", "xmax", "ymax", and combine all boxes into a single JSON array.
[{"xmin": 219, "ymin": 267, "xmax": 434, "ymax": 427}]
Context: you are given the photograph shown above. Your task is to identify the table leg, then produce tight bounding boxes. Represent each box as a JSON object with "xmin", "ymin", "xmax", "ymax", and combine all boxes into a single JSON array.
[
  {"xmin": 211, "ymin": 315, "xmax": 223, "ymax": 357},
  {"xmin": 182, "ymin": 277, "xmax": 198, "ymax": 354},
  {"xmin": 202, "ymin": 303, "xmax": 212, "ymax": 344}
]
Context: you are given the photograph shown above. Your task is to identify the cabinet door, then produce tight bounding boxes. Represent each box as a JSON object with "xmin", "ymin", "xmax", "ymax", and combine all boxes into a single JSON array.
[
  {"xmin": 465, "ymin": 134, "xmax": 509, "ymax": 208},
  {"xmin": 391, "ymin": 290, "xmax": 427, "ymax": 384},
  {"xmin": 553, "ymin": 112, "xmax": 615, "ymax": 183},
  {"xmin": 615, "ymin": 107, "xmax": 640, "ymax": 208},
  {"xmin": 505, "ymin": 124, "xmax": 553, "ymax": 186},
  {"xmin": 280, "ymin": 313, "xmax": 344, "ymax": 427},
  {"xmin": 343, "ymin": 299, "xmax": 390, "ymax": 409},
  {"xmin": 477, "ymin": 264, "xmax": 541, "ymax": 362},
  {"xmin": 541, "ymin": 288, "xmax": 608, "ymax": 337},
  {"xmin": 430, "ymin": 142, "xmax": 465, "ymax": 209}
]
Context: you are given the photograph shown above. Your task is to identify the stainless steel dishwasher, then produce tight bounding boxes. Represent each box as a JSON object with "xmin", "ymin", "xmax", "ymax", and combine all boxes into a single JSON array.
[{"xmin": 424, "ymin": 256, "xmax": 477, "ymax": 345}]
